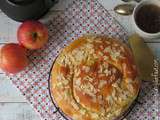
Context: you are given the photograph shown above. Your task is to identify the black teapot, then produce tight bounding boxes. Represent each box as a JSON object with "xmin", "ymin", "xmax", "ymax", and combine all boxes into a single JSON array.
[{"xmin": 0, "ymin": 0, "xmax": 57, "ymax": 21}]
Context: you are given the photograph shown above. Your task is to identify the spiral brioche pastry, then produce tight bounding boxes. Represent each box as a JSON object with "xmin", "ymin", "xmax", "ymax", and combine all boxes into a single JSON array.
[{"xmin": 51, "ymin": 35, "xmax": 140, "ymax": 120}]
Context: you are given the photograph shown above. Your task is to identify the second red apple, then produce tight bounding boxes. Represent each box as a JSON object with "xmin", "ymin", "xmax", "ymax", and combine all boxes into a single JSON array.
[
  {"xmin": 0, "ymin": 43, "xmax": 28, "ymax": 74},
  {"xmin": 17, "ymin": 20, "xmax": 48, "ymax": 50}
]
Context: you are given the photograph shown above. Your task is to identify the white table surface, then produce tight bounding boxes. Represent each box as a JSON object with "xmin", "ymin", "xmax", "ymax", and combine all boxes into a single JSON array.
[{"xmin": 0, "ymin": 0, "xmax": 159, "ymax": 120}]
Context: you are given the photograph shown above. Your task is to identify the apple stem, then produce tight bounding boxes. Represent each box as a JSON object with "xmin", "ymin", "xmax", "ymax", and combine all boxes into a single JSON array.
[{"xmin": 32, "ymin": 32, "xmax": 38, "ymax": 41}]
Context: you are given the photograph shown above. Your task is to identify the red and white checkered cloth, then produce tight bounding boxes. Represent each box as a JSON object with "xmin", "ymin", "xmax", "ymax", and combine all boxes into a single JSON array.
[{"xmin": 7, "ymin": 0, "xmax": 159, "ymax": 120}]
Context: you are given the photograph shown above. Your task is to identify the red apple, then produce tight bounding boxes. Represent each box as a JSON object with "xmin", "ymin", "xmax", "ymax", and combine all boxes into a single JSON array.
[
  {"xmin": 17, "ymin": 20, "xmax": 48, "ymax": 50},
  {"xmin": 0, "ymin": 43, "xmax": 29, "ymax": 74}
]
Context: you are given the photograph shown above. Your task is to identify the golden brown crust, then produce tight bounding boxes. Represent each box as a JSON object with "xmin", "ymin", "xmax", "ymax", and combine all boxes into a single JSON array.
[{"xmin": 51, "ymin": 35, "xmax": 140, "ymax": 120}]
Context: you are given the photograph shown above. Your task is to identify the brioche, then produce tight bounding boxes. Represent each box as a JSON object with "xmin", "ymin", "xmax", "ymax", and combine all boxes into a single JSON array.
[{"xmin": 51, "ymin": 35, "xmax": 140, "ymax": 120}]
